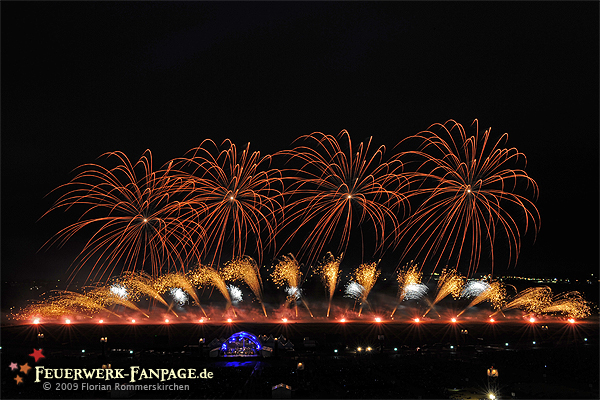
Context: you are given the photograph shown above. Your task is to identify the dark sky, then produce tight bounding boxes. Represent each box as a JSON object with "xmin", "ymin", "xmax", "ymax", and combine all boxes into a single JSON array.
[{"xmin": 2, "ymin": 2, "xmax": 598, "ymax": 282}]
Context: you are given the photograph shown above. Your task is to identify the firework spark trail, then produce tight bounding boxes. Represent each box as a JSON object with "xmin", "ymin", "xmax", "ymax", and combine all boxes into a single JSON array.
[
  {"xmin": 271, "ymin": 254, "xmax": 313, "ymax": 317},
  {"xmin": 391, "ymin": 261, "xmax": 424, "ymax": 317},
  {"xmin": 54, "ymin": 290, "xmax": 119, "ymax": 316},
  {"xmin": 350, "ymin": 261, "xmax": 381, "ymax": 316},
  {"xmin": 315, "ymin": 252, "xmax": 343, "ymax": 317},
  {"xmin": 423, "ymin": 268, "xmax": 464, "ymax": 317},
  {"xmin": 394, "ymin": 120, "xmax": 540, "ymax": 276},
  {"xmin": 17, "ymin": 300, "xmax": 78, "ymax": 320},
  {"xmin": 492, "ymin": 286, "xmax": 553, "ymax": 316},
  {"xmin": 222, "ymin": 256, "xmax": 267, "ymax": 317},
  {"xmin": 277, "ymin": 131, "xmax": 407, "ymax": 266},
  {"xmin": 154, "ymin": 272, "xmax": 206, "ymax": 316},
  {"xmin": 41, "ymin": 151, "xmax": 205, "ymax": 283},
  {"xmin": 174, "ymin": 140, "xmax": 283, "ymax": 267},
  {"xmin": 458, "ymin": 281, "xmax": 506, "ymax": 316},
  {"xmin": 118, "ymin": 272, "xmax": 174, "ymax": 316},
  {"xmin": 188, "ymin": 264, "xmax": 235, "ymax": 316},
  {"xmin": 88, "ymin": 285, "xmax": 149, "ymax": 317},
  {"xmin": 540, "ymin": 291, "xmax": 591, "ymax": 319}
]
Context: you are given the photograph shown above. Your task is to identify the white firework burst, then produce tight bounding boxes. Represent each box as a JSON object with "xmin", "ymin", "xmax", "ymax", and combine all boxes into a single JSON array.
[
  {"xmin": 227, "ymin": 285, "xmax": 243, "ymax": 304},
  {"xmin": 285, "ymin": 286, "xmax": 302, "ymax": 300},
  {"xmin": 110, "ymin": 284, "xmax": 128, "ymax": 299},
  {"xmin": 170, "ymin": 288, "xmax": 189, "ymax": 305},
  {"xmin": 403, "ymin": 283, "xmax": 428, "ymax": 300},
  {"xmin": 344, "ymin": 281, "xmax": 365, "ymax": 301},
  {"xmin": 461, "ymin": 280, "xmax": 490, "ymax": 299}
]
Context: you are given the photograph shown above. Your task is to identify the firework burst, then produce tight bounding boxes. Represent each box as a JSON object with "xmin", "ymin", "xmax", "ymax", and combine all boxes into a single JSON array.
[
  {"xmin": 315, "ymin": 252, "xmax": 343, "ymax": 317},
  {"xmin": 175, "ymin": 140, "xmax": 282, "ymax": 266},
  {"xmin": 496, "ymin": 286, "xmax": 553, "ymax": 315},
  {"xmin": 155, "ymin": 272, "xmax": 201, "ymax": 308},
  {"xmin": 345, "ymin": 282, "xmax": 365, "ymax": 300},
  {"xmin": 459, "ymin": 281, "xmax": 506, "ymax": 315},
  {"xmin": 188, "ymin": 264, "xmax": 234, "ymax": 315},
  {"xmin": 395, "ymin": 120, "xmax": 540, "ymax": 276},
  {"xmin": 227, "ymin": 285, "xmax": 243, "ymax": 305},
  {"xmin": 349, "ymin": 261, "xmax": 381, "ymax": 316},
  {"xmin": 540, "ymin": 291, "xmax": 591, "ymax": 319},
  {"xmin": 391, "ymin": 261, "xmax": 425, "ymax": 317},
  {"xmin": 222, "ymin": 256, "xmax": 267, "ymax": 317},
  {"xmin": 461, "ymin": 280, "xmax": 490, "ymax": 299},
  {"xmin": 423, "ymin": 268, "xmax": 464, "ymax": 317},
  {"xmin": 277, "ymin": 131, "xmax": 406, "ymax": 265},
  {"xmin": 41, "ymin": 150, "xmax": 204, "ymax": 283},
  {"xmin": 271, "ymin": 253, "xmax": 312, "ymax": 317},
  {"xmin": 87, "ymin": 285, "xmax": 147, "ymax": 317},
  {"xmin": 118, "ymin": 272, "xmax": 172, "ymax": 315}
]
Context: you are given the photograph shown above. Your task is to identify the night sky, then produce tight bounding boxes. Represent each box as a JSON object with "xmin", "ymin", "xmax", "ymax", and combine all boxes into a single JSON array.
[{"xmin": 2, "ymin": 2, "xmax": 598, "ymax": 282}]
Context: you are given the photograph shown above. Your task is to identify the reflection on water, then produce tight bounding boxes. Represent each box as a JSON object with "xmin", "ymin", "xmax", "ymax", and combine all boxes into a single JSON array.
[{"xmin": 213, "ymin": 360, "xmax": 263, "ymax": 368}]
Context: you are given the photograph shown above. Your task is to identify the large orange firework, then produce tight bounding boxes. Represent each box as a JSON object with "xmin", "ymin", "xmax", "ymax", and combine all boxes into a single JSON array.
[
  {"xmin": 175, "ymin": 140, "xmax": 282, "ymax": 266},
  {"xmin": 395, "ymin": 120, "xmax": 540, "ymax": 276},
  {"xmin": 41, "ymin": 150, "xmax": 204, "ymax": 282},
  {"xmin": 278, "ymin": 131, "xmax": 406, "ymax": 265}
]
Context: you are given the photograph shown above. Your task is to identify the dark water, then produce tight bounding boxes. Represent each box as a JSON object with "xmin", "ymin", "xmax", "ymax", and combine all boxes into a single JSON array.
[{"xmin": 1, "ymin": 321, "xmax": 598, "ymax": 399}]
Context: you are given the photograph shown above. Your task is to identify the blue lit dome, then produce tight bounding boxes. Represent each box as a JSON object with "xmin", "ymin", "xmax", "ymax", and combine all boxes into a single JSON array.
[{"xmin": 220, "ymin": 331, "xmax": 262, "ymax": 357}]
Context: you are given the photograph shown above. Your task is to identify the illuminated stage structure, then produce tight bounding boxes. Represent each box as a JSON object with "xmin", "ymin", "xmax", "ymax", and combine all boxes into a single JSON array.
[{"xmin": 215, "ymin": 331, "xmax": 272, "ymax": 358}]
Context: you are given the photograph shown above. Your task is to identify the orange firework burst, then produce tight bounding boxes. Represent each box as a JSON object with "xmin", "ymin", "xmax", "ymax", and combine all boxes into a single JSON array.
[
  {"xmin": 277, "ymin": 131, "xmax": 406, "ymax": 265},
  {"xmin": 395, "ymin": 120, "xmax": 540, "ymax": 276},
  {"xmin": 390, "ymin": 261, "xmax": 424, "ymax": 317},
  {"xmin": 118, "ymin": 271, "xmax": 172, "ymax": 315},
  {"xmin": 498, "ymin": 286, "xmax": 553, "ymax": 315},
  {"xmin": 459, "ymin": 281, "xmax": 506, "ymax": 315},
  {"xmin": 423, "ymin": 268, "xmax": 464, "ymax": 317},
  {"xmin": 271, "ymin": 253, "xmax": 313, "ymax": 317},
  {"xmin": 315, "ymin": 252, "xmax": 343, "ymax": 317},
  {"xmin": 41, "ymin": 150, "xmax": 204, "ymax": 282},
  {"xmin": 540, "ymin": 291, "xmax": 591, "ymax": 319},
  {"xmin": 350, "ymin": 261, "xmax": 381, "ymax": 316},
  {"xmin": 188, "ymin": 264, "xmax": 233, "ymax": 313},
  {"xmin": 222, "ymin": 256, "xmax": 267, "ymax": 317},
  {"xmin": 175, "ymin": 140, "xmax": 282, "ymax": 266},
  {"xmin": 155, "ymin": 271, "xmax": 205, "ymax": 316}
]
